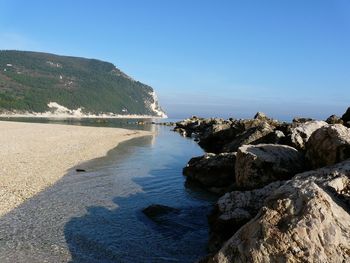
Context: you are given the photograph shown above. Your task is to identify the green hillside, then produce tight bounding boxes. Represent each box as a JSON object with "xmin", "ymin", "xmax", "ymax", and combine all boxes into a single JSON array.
[{"xmin": 0, "ymin": 50, "xmax": 166, "ymax": 116}]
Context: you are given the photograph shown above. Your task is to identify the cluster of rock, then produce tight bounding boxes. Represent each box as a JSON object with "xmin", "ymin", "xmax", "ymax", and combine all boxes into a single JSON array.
[{"xmin": 173, "ymin": 108, "xmax": 350, "ymax": 263}]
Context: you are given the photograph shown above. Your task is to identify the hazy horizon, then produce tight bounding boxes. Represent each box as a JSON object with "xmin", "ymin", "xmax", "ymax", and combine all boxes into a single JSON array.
[{"xmin": 1, "ymin": 0, "xmax": 349, "ymax": 120}]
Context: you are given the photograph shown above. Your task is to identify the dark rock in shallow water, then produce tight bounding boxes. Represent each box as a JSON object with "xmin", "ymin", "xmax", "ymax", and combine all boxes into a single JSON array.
[
  {"xmin": 208, "ymin": 181, "xmax": 285, "ymax": 253},
  {"xmin": 141, "ymin": 204, "xmax": 211, "ymax": 241},
  {"xmin": 183, "ymin": 152, "xmax": 236, "ymax": 193},
  {"xmin": 173, "ymin": 127, "xmax": 188, "ymax": 137},
  {"xmin": 198, "ymin": 122, "xmax": 243, "ymax": 153},
  {"xmin": 306, "ymin": 124, "xmax": 350, "ymax": 169},
  {"xmin": 142, "ymin": 204, "xmax": 180, "ymax": 219},
  {"xmin": 235, "ymin": 144, "xmax": 305, "ymax": 189}
]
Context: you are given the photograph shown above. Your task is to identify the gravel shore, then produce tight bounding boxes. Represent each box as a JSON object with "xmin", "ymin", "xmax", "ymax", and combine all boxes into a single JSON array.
[{"xmin": 0, "ymin": 121, "xmax": 151, "ymax": 216}]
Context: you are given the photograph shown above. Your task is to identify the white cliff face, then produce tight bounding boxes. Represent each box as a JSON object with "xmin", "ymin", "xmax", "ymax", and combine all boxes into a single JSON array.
[
  {"xmin": 147, "ymin": 91, "xmax": 168, "ymax": 118},
  {"xmin": 47, "ymin": 102, "xmax": 84, "ymax": 117}
]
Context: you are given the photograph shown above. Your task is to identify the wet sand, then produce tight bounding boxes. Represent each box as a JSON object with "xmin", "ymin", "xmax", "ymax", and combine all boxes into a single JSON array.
[{"xmin": 0, "ymin": 121, "xmax": 151, "ymax": 216}]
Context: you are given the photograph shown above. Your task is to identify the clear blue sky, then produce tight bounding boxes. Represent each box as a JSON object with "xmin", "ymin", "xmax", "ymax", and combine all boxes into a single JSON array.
[{"xmin": 0, "ymin": 0, "xmax": 349, "ymax": 120}]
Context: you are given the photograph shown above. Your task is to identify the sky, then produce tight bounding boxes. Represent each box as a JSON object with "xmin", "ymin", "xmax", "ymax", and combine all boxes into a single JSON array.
[{"xmin": 0, "ymin": 0, "xmax": 349, "ymax": 120}]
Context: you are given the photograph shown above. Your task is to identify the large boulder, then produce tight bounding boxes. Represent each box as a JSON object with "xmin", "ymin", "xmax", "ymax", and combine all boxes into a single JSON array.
[
  {"xmin": 341, "ymin": 107, "xmax": 350, "ymax": 127},
  {"xmin": 326, "ymin": 114, "xmax": 343, "ymax": 125},
  {"xmin": 208, "ymin": 181, "xmax": 285, "ymax": 252},
  {"xmin": 290, "ymin": 120, "xmax": 327, "ymax": 150},
  {"xmin": 306, "ymin": 124, "xmax": 350, "ymax": 169},
  {"xmin": 253, "ymin": 112, "xmax": 269, "ymax": 121},
  {"xmin": 207, "ymin": 160, "xmax": 350, "ymax": 263},
  {"xmin": 222, "ymin": 123, "xmax": 276, "ymax": 152},
  {"xmin": 235, "ymin": 144, "xmax": 304, "ymax": 189},
  {"xmin": 198, "ymin": 123, "xmax": 243, "ymax": 153},
  {"xmin": 183, "ymin": 153, "xmax": 236, "ymax": 193}
]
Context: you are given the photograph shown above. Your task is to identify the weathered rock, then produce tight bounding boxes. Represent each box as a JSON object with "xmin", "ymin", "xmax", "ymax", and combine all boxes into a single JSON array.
[
  {"xmin": 183, "ymin": 153, "xmax": 236, "ymax": 192},
  {"xmin": 208, "ymin": 160, "xmax": 350, "ymax": 263},
  {"xmin": 174, "ymin": 114, "xmax": 284, "ymax": 153},
  {"xmin": 326, "ymin": 114, "xmax": 343, "ymax": 124},
  {"xmin": 198, "ymin": 123, "xmax": 244, "ymax": 153},
  {"xmin": 235, "ymin": 144, "xmax": 304, "ymax": 189},
  {"xmin": 254, "ymin": 112, "xmax": 269, "ymax": 121},
  {"xmin": 208, "ymin": 181, "xmax": 285, "ymax": 252},
  {"xmin": 173, "ymin": 127, "xmax": 188, "ymax": 137},
  {"xmin": 290, "ymin": 120, "xmax": 327, "ymax": 150},
  {"xmin": 306, "ymin": 124, "xmax": 350, "ymax": 169},
  {"xmin": 341, "ymin": 107, "xmax": 350, "ymax": 127},
  {"xmin": 174, "ymin": 116, "xmax": 210, "ymax": 137},
  {"xmin": 222, "ymin": 123, "xmax": 275, "ymax": 152}
]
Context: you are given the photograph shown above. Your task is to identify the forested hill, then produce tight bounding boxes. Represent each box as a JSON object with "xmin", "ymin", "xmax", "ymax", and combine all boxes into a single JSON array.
[{"xmin": 0, "ymin": 50, "xmax": 166, "ymax": 117}]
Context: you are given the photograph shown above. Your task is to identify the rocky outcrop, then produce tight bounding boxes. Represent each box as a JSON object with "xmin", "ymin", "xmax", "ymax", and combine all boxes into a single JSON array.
[
  {"xmin": 207, "ymin": 160, "xmax": 350, "ymax": 263},
  {"xmin": 235, "ymin": 144, "xmax": 304, "ymax": 189},
  {"xmin": 254, "ymin": 112, "xmax": 270, "ymax": 121},
  {"xmin": 198, "ymin": 122, "xmax": 242, "ymax": 153},
  {"xmin": 306, "ymin": 124, "xmax": 350, "ymax": 169},
  {"xmin": 174, "ymin": 113, "xmax": 285, "ymax": 153},
  {"xmin": 290, "ymin": 120, "xmax": 327, "ymax": 150},
  {"xmin": 222, "ymin": 123, "xmax": 277, "ymax": 152},
  {"xmin": 326, "ymin": 114, "xmax": 343, "ymax": 124},
  {"xmin": 208, "ymin": 181, "xmax": 285, "ymax": 252},
  {"xmin": 342, "ymin": 107, "xmax": 350, "ymax": 127},
  {"xmin": 183, "ymin": 153, "xmax": 236, "ymax": 193},
  {"xmin": 173, "ymin": 109, "xmax": 350, "ymax": 263}
]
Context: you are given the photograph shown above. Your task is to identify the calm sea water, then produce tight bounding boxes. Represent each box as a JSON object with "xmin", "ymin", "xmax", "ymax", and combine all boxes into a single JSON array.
[{"xmin": 0, "ymin": 118, "xmax": 216, "ymax": 263}]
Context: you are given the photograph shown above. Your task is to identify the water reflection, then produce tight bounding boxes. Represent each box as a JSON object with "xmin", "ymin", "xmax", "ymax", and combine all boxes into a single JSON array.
[
  {"xmin": 0, "ymin": 126, "xmax": 215, "ymax": 263},
  {"xmin": 0, "ymin": 117, "xmax": 165, "ymax": 132}
]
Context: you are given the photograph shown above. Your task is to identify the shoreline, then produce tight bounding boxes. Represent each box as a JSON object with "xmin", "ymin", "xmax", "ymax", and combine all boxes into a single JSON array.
[
  {"xmin": 0, "ymin": 113, "xmax": 167, "ymax": 119},
  {"xmin": 0, "ymin": 121, "xmax": 153, "ymax": 216}
]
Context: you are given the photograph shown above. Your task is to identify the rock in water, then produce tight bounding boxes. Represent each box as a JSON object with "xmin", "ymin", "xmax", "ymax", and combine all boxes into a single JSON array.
[
  {"xmin": 142, "ymin": 204, "xmax": 180, "ymax": 219},
  {"xmin": 208, "ymin": 181, "xmax": 285, "ymax": 252},
  {"xmin": 183, "ymin": 152, "xmax": 236, "ymax": 193},
  {"xmin": 207, "ymin": 160, "xmax": 350, "ymax": 263},
  {"xmin": 306, "ymin": 124, "xmax": 350, "ymax": 169},
  {"xmin": 198, "ymin": 122, "xmax": 243, "ymax": 153},
  {"xmin": 290, "ymin": 120, "xmax": 327, "ymax": 150},
  {"xmin": 235, "ymin": 144, "xmax": 304, "ymax": 189},
  {"xmin": 222, "ymin": 123, "xmax": 275, "ymax": 152}
]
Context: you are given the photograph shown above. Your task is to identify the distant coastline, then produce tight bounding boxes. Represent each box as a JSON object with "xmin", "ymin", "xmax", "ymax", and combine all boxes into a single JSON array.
[
  {"xmin": 0, "ymin": 112, "xmax": 167, "ymax": 119},
  {"xmin": 0, "ymin": 101, "xmax": 168, "ymax": 119}
]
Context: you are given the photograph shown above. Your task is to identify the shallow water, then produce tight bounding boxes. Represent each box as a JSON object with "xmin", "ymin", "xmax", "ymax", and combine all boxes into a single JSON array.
[{"xmin": 0, "ymin": 120, "xmax": 216, "ymax": 263}]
